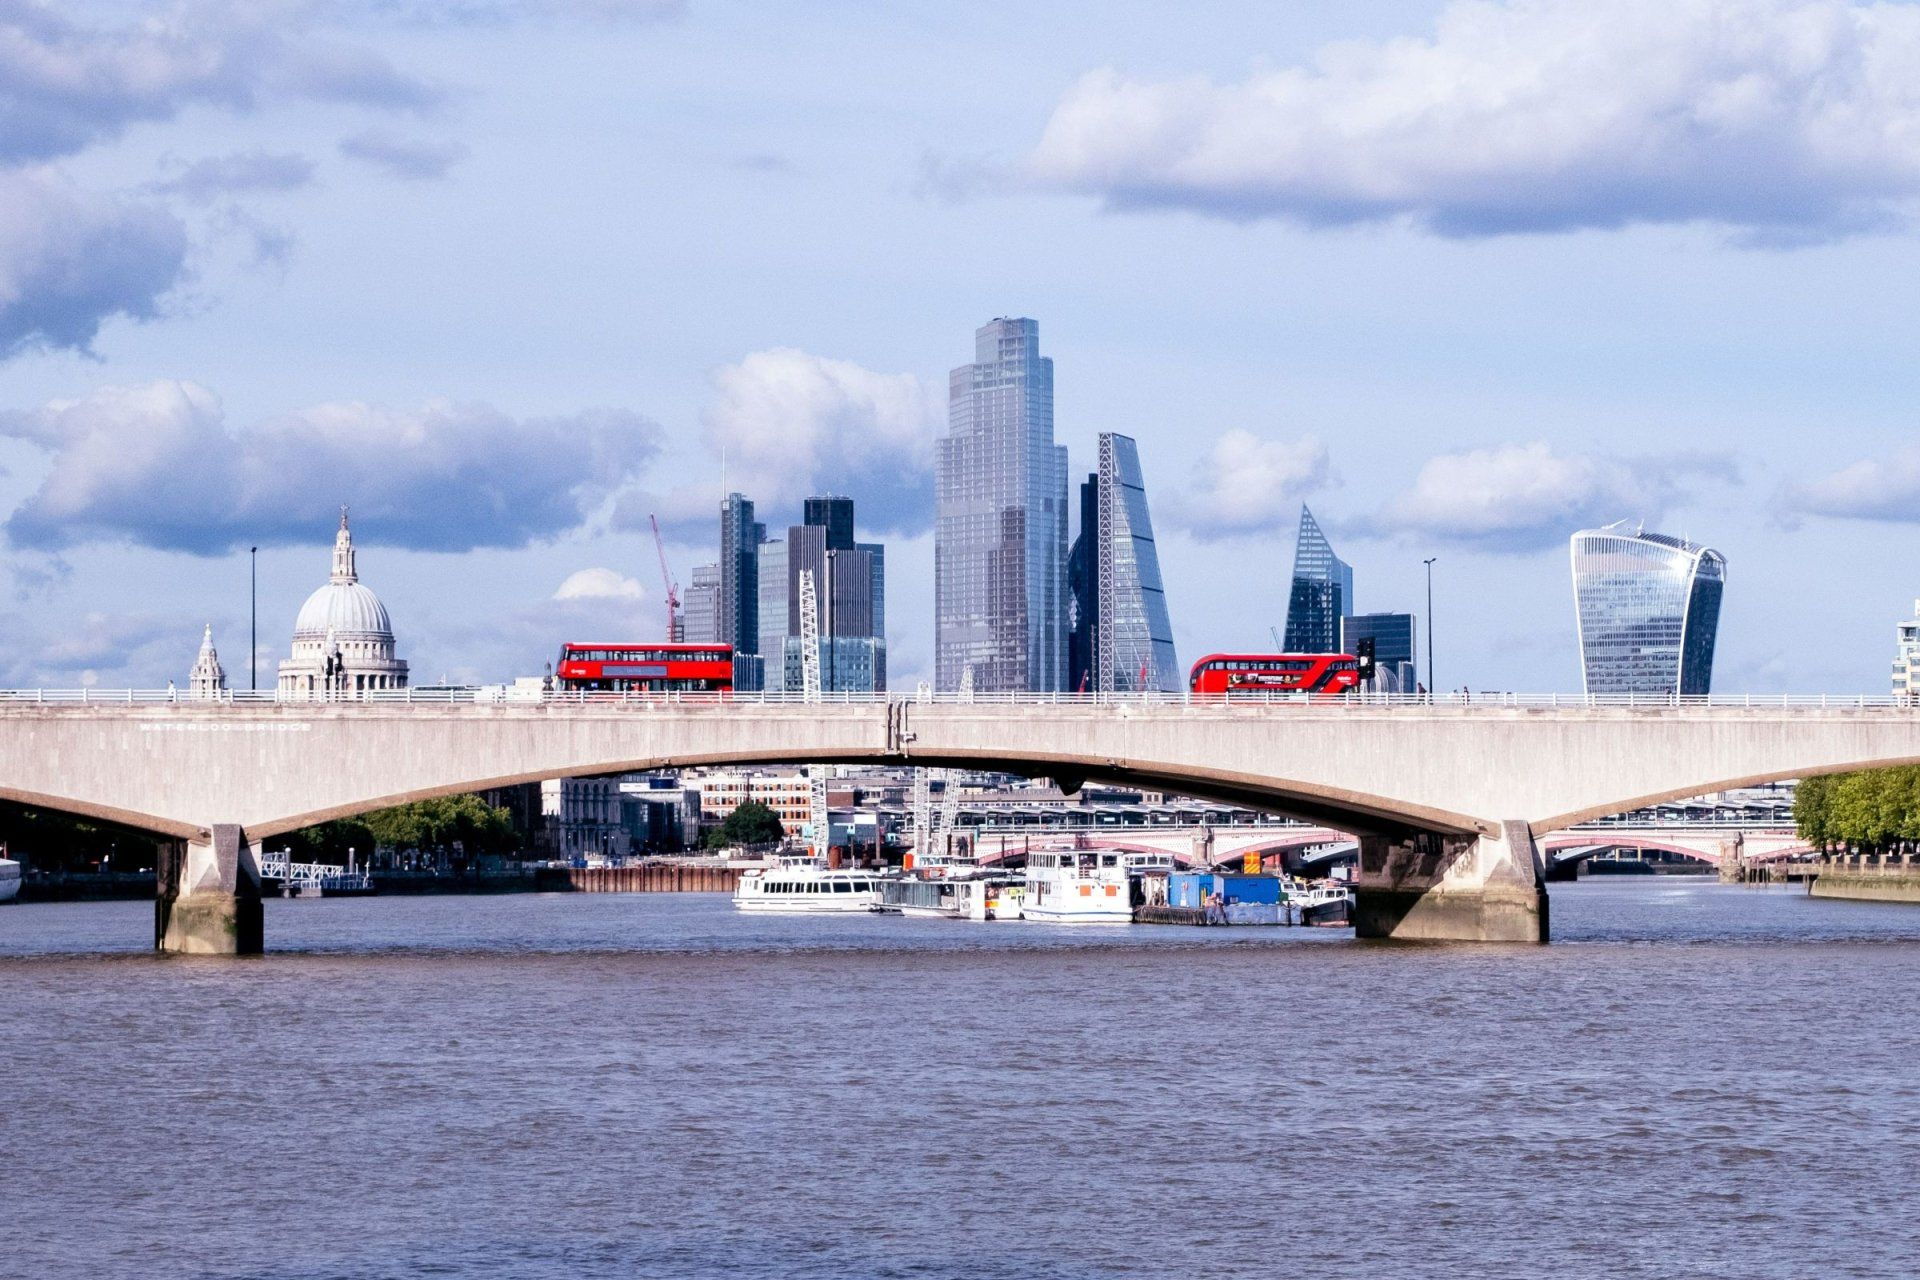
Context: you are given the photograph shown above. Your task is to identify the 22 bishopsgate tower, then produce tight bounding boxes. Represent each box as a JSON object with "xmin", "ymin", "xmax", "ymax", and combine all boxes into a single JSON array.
[{"xmin": 936, "ymin": 317, "xmax": 1070, "ymax": 691}]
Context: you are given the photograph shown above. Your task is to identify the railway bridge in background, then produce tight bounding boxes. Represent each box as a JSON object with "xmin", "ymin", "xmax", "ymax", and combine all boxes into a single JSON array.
[{"xmin": 0, "ymin": 691, "xmax": 1911, "ymax": 953}]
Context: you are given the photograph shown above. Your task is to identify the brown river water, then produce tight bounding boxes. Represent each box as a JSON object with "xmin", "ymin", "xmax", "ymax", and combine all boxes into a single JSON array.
[{"xmin": 3, "ymin": 881, "xmax": 1917, "ymax": 1279}]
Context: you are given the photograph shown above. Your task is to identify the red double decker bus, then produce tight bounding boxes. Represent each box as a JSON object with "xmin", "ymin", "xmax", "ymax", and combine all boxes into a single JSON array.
[
  {"xmin": 555, "ymin": 643, "xmax": 734, "ymax": 693},
  {"xmin": 1188, "ymin": 653, "xmax": 1362, "ymax": 697}
]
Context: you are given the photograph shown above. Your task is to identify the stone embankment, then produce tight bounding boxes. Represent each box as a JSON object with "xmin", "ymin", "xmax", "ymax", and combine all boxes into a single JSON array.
[{"xmin": 1807, "ymin": 855, "xmax": 1920, "ymax": 905}]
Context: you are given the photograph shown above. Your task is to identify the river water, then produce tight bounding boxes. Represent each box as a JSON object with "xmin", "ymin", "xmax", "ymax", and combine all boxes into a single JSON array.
[{"xmin": 4, "ymin": 881, "xmax": 1917, "ymax": 1279}]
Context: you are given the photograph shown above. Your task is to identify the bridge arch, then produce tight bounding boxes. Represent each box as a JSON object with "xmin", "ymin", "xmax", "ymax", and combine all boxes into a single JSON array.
[{"xmin": 240, "ymin": 746, "xmax": 1488, "ymax": 844}]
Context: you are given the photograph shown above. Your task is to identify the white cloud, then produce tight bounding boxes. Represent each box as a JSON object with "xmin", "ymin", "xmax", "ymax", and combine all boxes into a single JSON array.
[
  {"xmin": 0, "ymin": 170, "xmax": 187, "ymax": 355},
  {"xmin": 1376, "ymin": 442, "xmax": 1732, "ymax": 551},
  {"xmin": 687, "ymin": 347, "xmax": 939, "ymax": 532},
  {"xmin": 0, "ymin": 1, "xmax": 439, "ymax": 166},
  {"xmin": 1782, "ymin": 445, "xmax": 1920, "ymax": 521},
  {"xmin": 1026, "ymin": 0, "xmax": 1920, "ymax": 239},
  {"xmin": 1163, "ymin": 430, "xmax": 1331, "ymax": 540},
  {"xmin": 0, "ymin": 380, "xmax": 664, "ymax": 554},
  {"xmin": 553, "ymin": 568, "xmax": 646, "ymax": 601}
]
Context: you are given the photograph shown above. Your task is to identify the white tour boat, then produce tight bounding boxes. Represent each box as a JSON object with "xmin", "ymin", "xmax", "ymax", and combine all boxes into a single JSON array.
[
  {"xmin": 875, "ymin": 871, "xmax": 1023, "ymax": 920},
  {"xmin": 0, "ymin": 857, "xmax": 19, "ymax": 903},
  {"xmin": 1022, "ymin": 849, "xmax": 1174, "ymax": 924},
  {"xmin": 733, "ymin": 855, "xmax": 886, "ymax": 913}
]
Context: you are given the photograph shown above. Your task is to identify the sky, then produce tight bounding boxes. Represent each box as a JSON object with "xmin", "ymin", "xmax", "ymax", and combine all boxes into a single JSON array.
[{"xmin": 2, "ymin": 0, "xmax": 1919, "ymax": 693}]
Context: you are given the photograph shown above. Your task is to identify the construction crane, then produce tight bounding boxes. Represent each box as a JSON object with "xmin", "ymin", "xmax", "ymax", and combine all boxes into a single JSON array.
[
  {"xmin": 798, "ymin": 569, "xmax": 829, "ymax": 860},
  {"xmin": 910, "ymin": 768, "xmax": 932, "ymax": 860},
  {"xmin": 649, "ymin": 514, "xmax": 683, "ymax": 642}
]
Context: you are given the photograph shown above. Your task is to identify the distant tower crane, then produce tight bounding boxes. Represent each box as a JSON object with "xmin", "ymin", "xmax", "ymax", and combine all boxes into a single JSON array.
[{"xmin": 650, "ymin": 514, "xmax": 683, "ymax": 642}]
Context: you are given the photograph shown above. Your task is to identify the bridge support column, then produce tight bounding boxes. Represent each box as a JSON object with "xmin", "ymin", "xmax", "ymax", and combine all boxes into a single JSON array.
[
  {"xmin": 1353, "ymin": 820, "xmax": 1548, "ymax": 943},
  {"xmin": 156, "ymin": 824, "xmax": 263, "ymax": 955}
]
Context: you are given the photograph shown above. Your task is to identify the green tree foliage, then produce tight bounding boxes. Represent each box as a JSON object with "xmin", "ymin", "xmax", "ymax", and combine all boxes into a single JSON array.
[
  {"xmin": 1793, "ymin": 766, "xmax": 1920, "ymax": 855},
  {"xmin": 282, "ymin": 794, "xmax": 518, "ymax": 864},
  {"xmin": 704, "ymin": 799, "xmax": 786, "ymax": 850}
]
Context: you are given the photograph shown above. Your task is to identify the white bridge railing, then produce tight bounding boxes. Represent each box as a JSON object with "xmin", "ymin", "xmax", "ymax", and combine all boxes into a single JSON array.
[
  {"xmin": 253, "ymin": 850, "xmax": 337, "ymax": 890},
  {"xmin": 2, "ymin": 688, "xmax": 1918, "ymax": 710}
]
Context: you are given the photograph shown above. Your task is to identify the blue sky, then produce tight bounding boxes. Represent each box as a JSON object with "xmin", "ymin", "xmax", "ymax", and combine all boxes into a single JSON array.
[{"xmin": 2, "ymin": 0, "xmax": 1918, "ymax": 692}]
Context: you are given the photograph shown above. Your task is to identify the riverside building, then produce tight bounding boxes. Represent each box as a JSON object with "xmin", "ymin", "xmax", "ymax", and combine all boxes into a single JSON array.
[
  {"xmin": 1896, "ymin": 600, "xmax": 1920, "ymax": 698},
  {"xmin": 936, "ymin": 316, "xmax": 1069, "ymax": 692},
  {"xmin": 1570, "ymin": 521, "xmax": 1725, "ymax": 697}
]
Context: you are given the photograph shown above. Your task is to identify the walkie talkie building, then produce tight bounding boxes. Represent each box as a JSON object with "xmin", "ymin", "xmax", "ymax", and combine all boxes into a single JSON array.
[{"xmin": 1571, "ymin": 521, "xmax": 1725, "ymax": 697}]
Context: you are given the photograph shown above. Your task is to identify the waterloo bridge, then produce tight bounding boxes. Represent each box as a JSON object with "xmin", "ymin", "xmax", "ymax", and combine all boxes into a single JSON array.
[{"xmin": 2, "ymin": 689, "xmax": 1914, "ymax": 954}]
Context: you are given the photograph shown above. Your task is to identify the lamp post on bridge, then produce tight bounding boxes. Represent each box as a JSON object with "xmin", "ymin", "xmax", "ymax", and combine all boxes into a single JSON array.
[
  {"xmin": 250, "ymin": 546, "xmax": 258, "ymax": 692},
  {"xmin": 1423, "ymin": 557, "xmax": 1436, "ymax": 698}
]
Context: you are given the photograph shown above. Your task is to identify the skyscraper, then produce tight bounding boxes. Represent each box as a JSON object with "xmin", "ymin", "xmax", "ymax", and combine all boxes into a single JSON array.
[
  {"xmin": 1282, "ymin": 505, "xmax": 1352, "ymax": 654},
  {"xmin": 1341, "ymin": 613, "xmax": 1418, "ymax": 693},
  {"xmin": 1067, "ymin": 433, "xmax": 1178, "ymax": 692},
  {"xmin": 1893, "ymin": 600, "xmax": 1920, "ymax": 698},
  {"xmin": 767, "ymin": 496, "xmax": 887, "ymax": 692},
  {"xmin": 936, "ymin": 316, "xmax": 1069, "ymax": 691},
  {"xmin": 683, "ymin": 563, "xmax": 721, "ymax": 645},
  {"xmin": 1571, "ymin": 521, "xmax": 1725, "ymax": 697},
  {"xmin": 719, "ymin": 493, "xmax": 760, "ymax": 642}
]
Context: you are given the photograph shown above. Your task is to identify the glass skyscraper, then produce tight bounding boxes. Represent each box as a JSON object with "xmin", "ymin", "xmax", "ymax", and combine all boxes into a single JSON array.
[
  {"xmin": 1282, "ymin": 506, "xmax": 1352, "ymax": 654},
  {"xmin": 1068, "ymin": 433, "xmax": 1178, "ymax": 692},
  {"xmin": 936, "ymin": 317, "xmax": 1069, "ymax": 691},
  {"xmin": 760, "ymin": 494, "xmax": 887, "ymax": 693},
  {"xmin": 1341, "ymin": 612, "xmax": 1418, "ymax": 692},
  {"xmin": 1571, "ymin": 521, "xmax": 1726, "ymax": 697}
]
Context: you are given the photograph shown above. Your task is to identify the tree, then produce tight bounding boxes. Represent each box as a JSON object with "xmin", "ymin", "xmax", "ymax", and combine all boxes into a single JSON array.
[
  {"xmin": 283, "ymin": 794, "xmax": 520, "ymax": 865},
  {"xmin": 704, "ymin": 800, "xmax": 786, "ymax": 850}
]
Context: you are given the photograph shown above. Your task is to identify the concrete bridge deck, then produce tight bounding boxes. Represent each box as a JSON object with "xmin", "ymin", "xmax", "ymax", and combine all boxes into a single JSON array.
[{"xmin": 1, "ymin": 691, "xmax": 1908, "ymax": 951}]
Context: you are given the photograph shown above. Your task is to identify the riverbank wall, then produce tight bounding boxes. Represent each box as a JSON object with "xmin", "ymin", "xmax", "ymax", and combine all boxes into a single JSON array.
[
  {"xmin": 534, "ymin": 865, "xmax": 743, "ymax": 893},
  {"xmin": 1809, "ymin": 858, "xmax": 1920, "ymax": 905}
]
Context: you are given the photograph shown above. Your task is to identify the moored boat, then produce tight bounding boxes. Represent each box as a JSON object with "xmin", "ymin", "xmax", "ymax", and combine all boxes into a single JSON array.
[
  {"xmin": 1287, "ymin": 879, "xmax": 1352, "ymax": 926},
  {"xmin": 733, "ymin": 855, "xmax": 885, "ymax": 913},
  {"xmin": 0, "ymin": 857, "xmax": 20, "ymax": 903},
  {"xmin": 1022, "ymin": 849, "xmax": 1172, "ymax": 924}
]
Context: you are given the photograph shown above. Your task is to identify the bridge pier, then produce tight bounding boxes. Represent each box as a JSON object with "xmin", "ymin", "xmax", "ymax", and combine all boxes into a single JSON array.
[
  {"xmin": 156, "ymin": 824, "xmax": 263, "ymax": 955},
  {"xmin": 1352, "ymin": 820, "xmax": 1549, "ymax": 943}
]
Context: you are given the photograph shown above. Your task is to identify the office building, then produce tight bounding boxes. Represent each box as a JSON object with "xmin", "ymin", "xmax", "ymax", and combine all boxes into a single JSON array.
[
  {"xmin": 1571, "ymin": 521, "xmax": 1726, "ymax": 697},
  {"xmin": 1342, "ymin": 612, "xmax": 1418, "ymax": 693},
  {"xmin": 1895, "ymin": 600, "xmax": 1920, "ymax": 698},
  {"xmin": 683, "ymin": 563, "xmax": 721, "ymax": 645},
  {"xmin": 758, "ymin": 538, "xmax": 789, "ymax": 665},
  {"xmin": 719, "ymin": 493, "xmax": 763, "ymax": 688},
  {"xmin": 761, "ymin": 496, "xmax": 887, "ymax": 693},
  {"xmin": 1282, "ymin": 505, "xmax": 1352, "ymax": 654},
  {"xmin": 936, "ymin": 316, "xmax": 1069, "ymax": 691},
  {"xmin": 1067, "ymin": 433, "xmax": 1178, "ymax": 692}
]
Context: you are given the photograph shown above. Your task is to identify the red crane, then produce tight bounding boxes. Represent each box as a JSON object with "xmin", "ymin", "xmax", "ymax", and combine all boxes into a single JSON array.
[{"xmin": 649, "ymin": 513, "xmax": 683, "ymax": 642}]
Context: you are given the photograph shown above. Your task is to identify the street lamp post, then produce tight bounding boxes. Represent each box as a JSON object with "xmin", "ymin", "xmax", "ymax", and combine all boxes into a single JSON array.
[
  {"xmin": 1423, "ymin": 557, "xmax": 1437, "ymax": 698},
  {"xmin": 250, "ymin": 546, "xmax": 258, "ymax": 692}
]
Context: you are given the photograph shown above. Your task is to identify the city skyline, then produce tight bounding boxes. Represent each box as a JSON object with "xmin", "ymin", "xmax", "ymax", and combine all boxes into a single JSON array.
[{"xmin": 0, "ymin": 2, "xmax": 1916, "ymax": 695}]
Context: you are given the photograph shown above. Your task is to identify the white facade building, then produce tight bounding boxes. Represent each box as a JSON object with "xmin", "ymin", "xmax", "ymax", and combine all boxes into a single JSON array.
[
  {"xmin": 277, "ymin": 510, "xmax": 409, "ymax": 698},
  {"xmin": 1896, "ymin": 600, "xmax": 1920, "ymax": 698},
  {"xmin": 188, "ymin": 625, "xmax": 227, "ymax": 700},
  {"xmin": 540, "ymin": 777, "xmax": 629, "ymax": 861}
]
